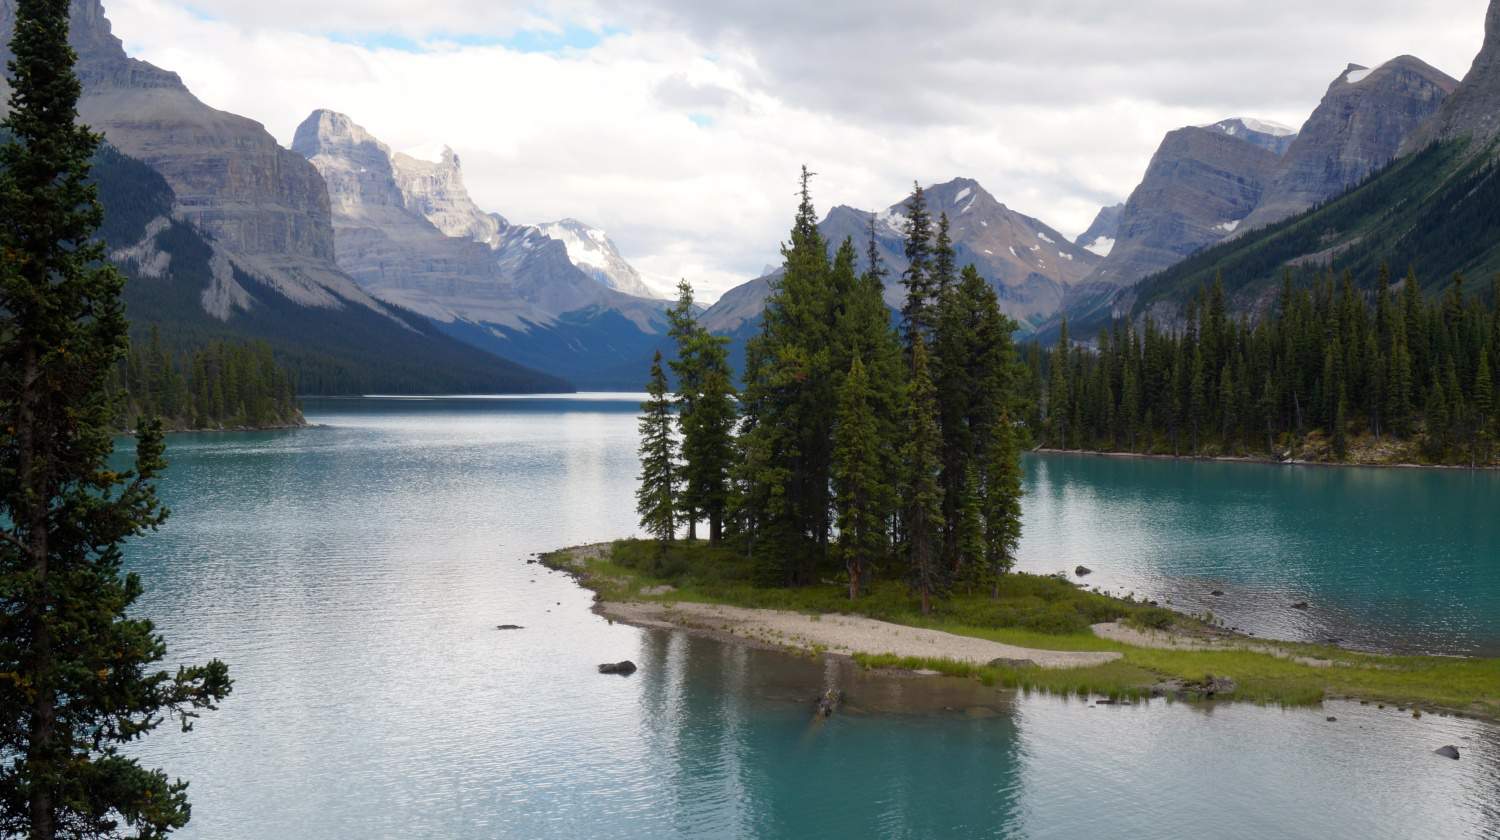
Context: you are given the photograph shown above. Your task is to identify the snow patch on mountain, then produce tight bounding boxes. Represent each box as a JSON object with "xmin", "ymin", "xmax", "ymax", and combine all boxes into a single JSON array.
[
  {"xmin": 1344, "ymin": 65, "xmax": 1374, "ymax": 84},
  {"xmin": 1084, "ymin": 236, "xmax": 1115, "ymax": 257},
  {"xmin": 537, "ymin": 219, "xmax": 662, "ymax": 299}
]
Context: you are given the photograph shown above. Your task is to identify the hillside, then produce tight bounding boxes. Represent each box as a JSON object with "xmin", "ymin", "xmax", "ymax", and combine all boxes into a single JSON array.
[{"xmin": 94, "ymin": 144, "xmax": 571, "ymax": 394}]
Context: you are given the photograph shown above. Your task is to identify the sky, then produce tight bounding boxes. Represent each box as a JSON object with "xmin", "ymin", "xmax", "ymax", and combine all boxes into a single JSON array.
[{"xmin": 107, "ymin": 0, "xmax": 1490, "ymax": 301}]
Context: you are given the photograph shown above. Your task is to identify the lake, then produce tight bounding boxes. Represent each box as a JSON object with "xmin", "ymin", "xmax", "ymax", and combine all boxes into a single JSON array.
[{"xmin": 120, "ymin": 395, "xmax": 1500, "ymax": 839}]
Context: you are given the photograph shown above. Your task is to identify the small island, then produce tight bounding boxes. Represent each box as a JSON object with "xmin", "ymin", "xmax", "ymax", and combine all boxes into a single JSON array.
[{"xmin": 545, "ymin": 540, "xmax": 1500, "ymax": 720}]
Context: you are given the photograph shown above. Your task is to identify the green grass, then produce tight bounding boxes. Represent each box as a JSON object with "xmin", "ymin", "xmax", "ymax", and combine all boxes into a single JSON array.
[{"xmin": 544, "ymin": 540, "xmax": 1500, "ymax": 719}]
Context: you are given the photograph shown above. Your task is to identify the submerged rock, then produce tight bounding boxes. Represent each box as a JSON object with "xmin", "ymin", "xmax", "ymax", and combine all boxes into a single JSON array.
[
  {"xmin": 1291, "ymin": 602, "xmax": 1309, "ymax": 610},
  {"xmin": 1434, "ymin": 745, "xmax": 1461, "ymax": 760},
  {"xmin": 598, "ymin": 660, "xmax": 637, "ymax": 675},
  {"xmin": 496, "ymin": 624, "xmax": 524, "ymax": 630},
  {"xmin": 815, "ymin": 688, "xmax": 845, "ymax": 718}
]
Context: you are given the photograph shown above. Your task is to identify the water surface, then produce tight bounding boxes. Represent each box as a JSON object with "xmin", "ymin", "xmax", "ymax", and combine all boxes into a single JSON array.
[{"xmin": 118, "ymin": 396, "xmax": 1499, "ymax": 838}]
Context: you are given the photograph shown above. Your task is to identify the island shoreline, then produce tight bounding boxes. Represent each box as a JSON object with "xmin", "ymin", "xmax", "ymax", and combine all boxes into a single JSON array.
[{"xmin": 541, "ymin": 541, "xmax": 1500, "ymax": 723}]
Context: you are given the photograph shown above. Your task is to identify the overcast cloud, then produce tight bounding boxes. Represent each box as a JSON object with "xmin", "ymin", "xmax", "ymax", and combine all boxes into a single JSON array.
[{"xmin": 107, "ymin": 0, "xmax": 1488, "ymax": 299}]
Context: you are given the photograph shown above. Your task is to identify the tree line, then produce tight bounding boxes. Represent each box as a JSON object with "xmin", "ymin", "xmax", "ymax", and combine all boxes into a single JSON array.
[
  {"xmin": 1038, "ymin": 268, "xmax": 1499, "ymax": 465},
  {"xmin": 110, "ymin": 329, "xmax": 303, "ymax": 430},
  {"xmin": 639, "ymin": 170, "xmax": 1026, "ymax": 612}
]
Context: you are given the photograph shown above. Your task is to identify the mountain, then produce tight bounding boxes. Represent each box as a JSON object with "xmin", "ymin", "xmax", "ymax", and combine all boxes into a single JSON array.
[
  {"xmin": 1080, "ymin": 120, "xmax": 1289, "ymax": 289},
  {"xmin": 1401, "ymin": 0, "xmax": 1500, "ymax": 153},
  {"xmin": 1207, "ymin": 118, "xmax": 1299, "ymax": 155},
  {"xmin": 536, "ymin": 219, "xmax": 661, "ymax": 299},
  {"xmin": 1107, "ymin": 1, "xmax": 1500, "ymax": 333},
  {"xmin": 1239, "ymin": 57, "xmax": 1456, "ymax": 232},
  {"xmin": 292, "ymin": 109, "xmax": 670, "ymax": 388},
  {"xmin": 0, "ymin": 0, "xmax": 569, "ymax": 393},
  {"xmin": 702, "ymin": 177, "xmax": 1101, "ymax": 337},
  {"xmin": 1076, "ymin": 203, "xmax": 1124, "ymax": 256}
]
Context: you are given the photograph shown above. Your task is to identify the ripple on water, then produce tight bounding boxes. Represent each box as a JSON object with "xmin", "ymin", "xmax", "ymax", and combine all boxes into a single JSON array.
[{"xmin": 117, "ymin": 400, "xmax": 1499, "ymax": 838}]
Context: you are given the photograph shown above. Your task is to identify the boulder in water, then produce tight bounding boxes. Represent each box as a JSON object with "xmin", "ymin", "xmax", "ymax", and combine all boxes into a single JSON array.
[
  {"xmin": 1434, "ymin": 745, "xmax": 1460, "ymax": 760},
  {"xmin": 496, "ymin": 624, "xmax": 524, "ymax": 630},
  {"xmin": 1075, "ymin": 565, "xmax": 1093, "ymax": 577},
  {"xmin": 598, "ymin": 660, "xmax": 637, "ymax": 675}
]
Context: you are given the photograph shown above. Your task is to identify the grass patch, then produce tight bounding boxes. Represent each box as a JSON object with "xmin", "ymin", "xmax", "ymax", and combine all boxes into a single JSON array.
[{"xmin": 545, "ymin": 540, "xmax": 1500, "ymax": 718}]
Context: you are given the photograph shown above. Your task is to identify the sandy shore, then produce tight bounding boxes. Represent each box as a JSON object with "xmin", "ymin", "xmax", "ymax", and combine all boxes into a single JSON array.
[{"xmin": 596, "ymin": 599, "xmax": 1121, "ymax": 670}]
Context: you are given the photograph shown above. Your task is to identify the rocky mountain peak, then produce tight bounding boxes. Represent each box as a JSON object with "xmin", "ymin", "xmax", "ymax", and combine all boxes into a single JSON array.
[
  {"xmin": 388, "ymin": 143, "xmax": 504, "ymax": 245},
  {"xmin": 1240, "ymin": 56, "xmax": 1455, "ymax": 232},
  {"xmin": 1084, "ymin": 123, "xmax": 1282, "ymax": 287},
  {"xmin": 1400, "ymin": 0, "xmax": 1500, "ymax": 154}
]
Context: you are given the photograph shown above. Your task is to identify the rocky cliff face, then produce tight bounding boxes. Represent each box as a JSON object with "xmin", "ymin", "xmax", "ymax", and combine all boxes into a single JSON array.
[
  {"xmin": 389, "ymin": 147, "xmax": 507, "ymax": 245},
  {"xmin": 0, "ymin": 0, "xmax": 383, "ymax": 314},
  {"xmin": 537, "ymin": 219, "xmax": 661, "ymax": 299},
  {"xmin": 1241, "ymin": 57, "xmax": 1456, "ymax": 231},
  {"xmin": 1084, "ymin": 123, "xmax": 1283, "ymax": 287},
  {"xmin": 292, "ymin": 109, "xmax": 663, "ymax": 329},
  {"xmin": 703, "ymin": 177, "xmax": 1100, "ymax": 334},
  {"xmin": 1401, "ymin": 0, "xmax": 1500, "ymax": 154},
  {"xmin": 1076, "ymin": 203, "xmax": 1125, "ymax": 256}
]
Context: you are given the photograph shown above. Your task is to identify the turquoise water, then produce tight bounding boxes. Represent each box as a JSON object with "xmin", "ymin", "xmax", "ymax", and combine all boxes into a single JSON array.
[
  {"xmin": 118, "ymin": 396, "xmax": 1500, "ymax": 839},
  {"xmin": 1016, "ymin": 453, "xmax": 1500, "ymax": 655}
]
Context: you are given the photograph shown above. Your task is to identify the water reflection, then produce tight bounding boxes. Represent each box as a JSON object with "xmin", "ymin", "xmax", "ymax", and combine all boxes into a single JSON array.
[{"xmin": 111, "ymin": 399, "xmax": 1497, "ymax": 838}]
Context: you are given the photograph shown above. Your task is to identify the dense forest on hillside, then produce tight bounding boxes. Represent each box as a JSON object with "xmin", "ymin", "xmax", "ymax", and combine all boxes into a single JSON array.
[
  {"xmin": 110, "ymin": 331, "xmax": 303, "ymax": 431},
  {"xmin": 1036, "ymin": 269, "xmax": 1500, "ymax": 466}
]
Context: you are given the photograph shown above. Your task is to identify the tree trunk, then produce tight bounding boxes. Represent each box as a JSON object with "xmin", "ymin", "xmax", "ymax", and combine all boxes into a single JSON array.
[
  {"xmin": 847, "ymin": 561, "xmax": 860, "ymax": 601},
  {"xmin": 709, "ymin": 513, "xmax": 722, "ymax": 546},
  {"xmin": 18, "ymin": 347, "xmax": 56, "ymax": 840}
]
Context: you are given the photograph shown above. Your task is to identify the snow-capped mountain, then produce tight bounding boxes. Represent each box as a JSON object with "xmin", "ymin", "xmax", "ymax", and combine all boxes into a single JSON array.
[
  {"xmin": 293, "ymin": 110, "xmax": 670, "ymax": 386},
  {"xmin": 537, "ymin": 219, "xmax": 663, "ymax": 299}
]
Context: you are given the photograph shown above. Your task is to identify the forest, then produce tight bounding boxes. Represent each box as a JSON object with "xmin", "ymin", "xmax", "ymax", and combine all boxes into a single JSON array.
[
  {"xmin": 1036, "ymin": 268, "xmax": 1499, "ymax": 466},
  {"xmin": 110, "ymin": 329, "xmax": 303, "ymax": 431}
]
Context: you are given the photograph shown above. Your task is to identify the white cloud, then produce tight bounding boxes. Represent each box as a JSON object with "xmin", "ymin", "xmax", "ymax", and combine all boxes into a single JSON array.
[{"xmin": 106, "ymin": 0, "xmax": 1489, "ymax": 301}]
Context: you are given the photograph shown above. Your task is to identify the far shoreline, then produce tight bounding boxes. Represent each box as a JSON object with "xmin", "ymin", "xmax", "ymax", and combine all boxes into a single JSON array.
[{"xmin": 1032, "ymin": 446, "xmax": 1500, "ymax": 472}]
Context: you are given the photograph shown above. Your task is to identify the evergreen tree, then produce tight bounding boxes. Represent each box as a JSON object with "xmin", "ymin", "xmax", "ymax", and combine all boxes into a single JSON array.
[
  {"xmin": 1474, "ymin": 349, "xmax": 1493, "ymax": 464},
  {"xmin": 0, "ymin": 1, "xmax": 232, "ymax": 834},
  {"xmin": 636, "ymin": 352, "xmax": 678, "ymax": 543},
  {"xmin": 901, "ymin": 340, "xmax": 945, "ymax": 615},
  {"xmin": 735, "ymin": 167, "xmax": 838, "ymax": 584},
  {"xmin": 980, "ymin": 412, "xmax": 1024, "ymax": 598},
  {"xmin": 668, "ymin": 281, "xmax": 737, "ymax": 543},
  {"xmin": 831, "ymin": 356, "xmax": 888, "ymax": 600},
  {"xmin": 899, "ymin": 182, "xmax": 935, "ymax": 351}
]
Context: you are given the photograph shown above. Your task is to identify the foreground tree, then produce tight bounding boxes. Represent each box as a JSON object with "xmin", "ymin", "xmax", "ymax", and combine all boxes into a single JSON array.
[
  {"xmin": 0, "ymin": 1, "xmax": 231, "ymax": 835},
  {"xmin": 636, "ymin": 352, "xmax": 678, "ymax": 542},
  {"xmin": 901, "ymin": 341, "xmax": 945, "ymax": 615},
  {"xmin": 831, "ymin": 355, "xmax": 887, "ymax": 600},
  {"xmin": 667, "ymin": 281, "xmax": 737, "ymax": 543},
  {"xmin": 981, "ymin": 413, "xmax": 1025, "ymax": 598}
]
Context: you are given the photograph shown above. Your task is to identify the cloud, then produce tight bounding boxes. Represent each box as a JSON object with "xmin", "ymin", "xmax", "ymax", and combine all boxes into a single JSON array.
[{"xmin": 105, "ymin": 0, "xmax": 1490, "ymax": 301}]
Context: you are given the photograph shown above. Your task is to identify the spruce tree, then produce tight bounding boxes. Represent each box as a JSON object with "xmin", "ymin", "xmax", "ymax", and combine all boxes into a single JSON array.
[
  {"xmin": 667, "ymin": 281, "xmax": 737, "ymax": 543},
  {"xmin": 1474, "ymin": 349, "xmax": 1493, "ymax": 464},
  {"xmin": 981, "ymin": 412, "xmax": 1024, "ymax": 599},
  {"xmin": 636, "ymin": 352, "xmax": 678, "ymax": 543},
  {"xmin": 735, "ymin": 168, "xmax": 837, "ymax": 583},
  {"xmin": 831, "ymin": 356, "xmax": 887, "ymax": 600},
  {"xmin": 899, "ymin": 182, "xmax": 935, "ymax": 351},
  {"xmin": 0, "ymin": 1, "xmax": 232, "ymax": 834},
  {"xmin": 901, "ymin": 340, "xmax": 944, "ymax": 615}
]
